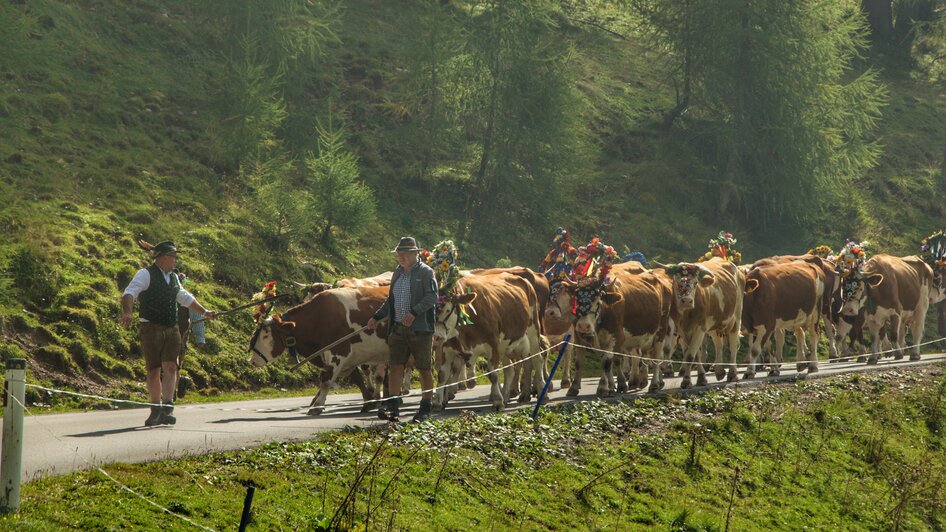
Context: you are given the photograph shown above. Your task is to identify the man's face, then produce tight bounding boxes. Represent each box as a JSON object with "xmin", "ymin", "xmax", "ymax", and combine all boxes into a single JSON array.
[
  {"xmin": 155, "ymin": 253, "xmax": 178, "ymax": 273},
  {"xmin": 396, "ymin": 251, "xmax": 418, "ymax": 269}
]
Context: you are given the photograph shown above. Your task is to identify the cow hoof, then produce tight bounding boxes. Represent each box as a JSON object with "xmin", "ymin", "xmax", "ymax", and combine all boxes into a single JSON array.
[
  {"xmin": 796, "ymin": 363, "xmax": 806, "ymax": 372},
  {"xmin": 768, "ymin": 369, "xmax": 780, "ymax": 377},
  {"xmin": 910, "ymin": 354, "xmax": 921, "ymax": 361},
  {"xmin": 662, "ymin": 368, "xmax": 674, "ymax": 378},
  {"xmin": 857, "ymin": 356, "xmax": 866, "ymax": 363},
  {"xmin": 727, "ymin": 370, "xmax": 738, "ymax": 382},
  {"xmin": 517, "ymin": 393, "xmax": 531, "ymax": 404},
  {"xmin": 307, "ymin": 407, "xmax": 324, "ymax": 416},
  {"xmin": 894, "ymin": 353, "xmax": 903, "ymax": 360},
  {"xmin": 867, "ymin": 356, "xmax": 879, "ymax": 365},
  {"xmin": 680, "ymin": 379, "xmax": 692, "ymax": 389},
  {"xmin": 648, "ymin": 384, "xmax": 660, "ymax": 393},
  {"xmin": 493, "ymin": 403, "xmax": 505, "ymax": 412},
  {"xmin": 677, "ymin": 367, "xmax": 686, "ymax": 378},
  {"xmin": 510, "ymin": 387, "xmax": 521, "ymax": 398},
  {"xmin": 466, "ymin": 379, "xmax": 477, "ymax": 389},
  {"xmin": 457, "ymin": 382, "xmax": 467, "ymax": 391},
  {"xmin": 714, "ymin": 366, "xmax": 726, "ymax": 381},
  {"xmin": 617, "ymin": 382, "xmax": 628, "ymax": 394},
  {"xmin": 566, "ymin": 386, "xmax": 580, "ymax": 397},
  {"xmin": 361, "ymin": 403, "xmax": 375, "ymax": 414},
  {"xmin": 696, "ymin": 375, "xmax": 708, "ymax": 387},
  {"xmin": 807, "ymin": 364, "xmax": 819, "ymax": 374},
  {"xmin": 743, "ymin": 372, "xmax": 756, "ymax": 380},
  {"xmin": 560, "ymin": 378, "xmax": 571, "ymax": 389}
]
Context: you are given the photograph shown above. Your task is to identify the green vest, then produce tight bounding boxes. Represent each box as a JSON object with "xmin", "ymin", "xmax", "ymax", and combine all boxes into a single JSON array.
[{"xmin": 139, "ymin": 264, "xmax": 180, "ymax": 326}]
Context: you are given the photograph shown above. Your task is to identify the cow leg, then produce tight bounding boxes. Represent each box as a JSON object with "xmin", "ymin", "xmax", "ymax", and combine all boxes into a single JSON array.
[
  {"xmin": 628, "ymin": 349, "xmax": 642, "ymax": 390},
  {"xmin": 744, "ymin": 329, "xmax": 763, "ymax": 380},
  {"xmin": 567, "ymin": 347, "xmax": 585, "ymax": 396},
  {"xmin": 434, "ymin": 349, "xmax": 453, "ymax": 411},
  {"xmin": 681, "ymin": 330, "xmax": 708, "ymax": 389},
  {"xmin": 597, "ymin": 353, "xmax": 614, "ymax": 398},
  {"xmin": 807, "ymin": 322, "xmax": 820, "ymax": 373},
  {"xmin": 560, "ymin": 342, "xmax": 573, "ymax": 389},
  {"xmin": 866, "ymin": 320, "xmax": 883, "ymax": 365},
  {"xmin": 464, "ymin": 356, "xmax": 476, "ymax": 389},
  {"xmin": 711, "ymin": 334, "xmax": 726, "ymax": 381},
  {"xmin": 402, "ymin": 360, "xmax": 414, "ymax": 395},
  {"xmin": 794, "ymin": 327, "xmax": 808, "ymax": 372},
  {"xmin": 824, "ymin": 315, "xmax": 838, "ymax": 361},
  {"xmin": 510, "ymin": 364, "xmax": 522, "ymax": 399},
  {"xmin": 726, "ymin": 331, "xmax": 740, "ymax": 382},
  {"xmin": 892, "ymin": 315, "xmax": 905, "ymax": 360},
  {"xmin": 834, "ymin": 318, "xmax": 853, "ymax": 361},
  {"xmin": 307, "ymin": 367, "xmax": 335, "ymax": 416},
  {"xmin": 449, "ymin": 354, "xmax": 468, "ymax": 401},
  {"xmin": 909, "ymin": 312, "xmax": 926, "ymax": 361},
  {"xmin": 773, "ymin": 328, "xmax": 786, "ymax": 374},
  {"xmin": 488, "ymin": 347, "xmax": 504, "ymax": 410}
]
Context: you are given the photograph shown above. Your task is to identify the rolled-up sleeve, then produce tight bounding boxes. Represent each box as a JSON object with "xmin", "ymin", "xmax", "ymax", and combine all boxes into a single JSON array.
[
  {"xmin": 122, "ymin": 269, "xmax": 150, "ymax": 300},
  {"xmin": 176, "ymin": 289, "xmax": 196, "ymax": 308}
]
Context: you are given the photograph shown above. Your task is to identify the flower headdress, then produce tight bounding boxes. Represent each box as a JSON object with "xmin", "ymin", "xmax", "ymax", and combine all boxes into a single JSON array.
[
  {"xmin": 836, "ymin": 240, "xmax": 868, "ymax": 278},
  {"xmin": 920, "ymin": 231, "xmax": 946, "ymax": 268},
  {"xmin": 699, "ymin": 231, "xmax": 742, "ymax": 264},
  {"xmin": 807, "ymin": 245, "xmax": 836, "ymax": 261},
  {"xmin": 538, "ymin": 227, "xmax": 578, "ymax": 282},
  {"xmin": 573, "ymin": 237, "xmax": 617, "ymax": 286},
  {"xmin": 426, "ymin": 240, "xmax": 461, "ymax": 294},
  {"xmin": 253, "ymin": 281, "xmax": 277, "ymax": 323}
]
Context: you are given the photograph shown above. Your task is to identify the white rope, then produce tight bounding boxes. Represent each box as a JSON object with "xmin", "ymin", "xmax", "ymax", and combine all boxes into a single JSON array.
[
  {"xmin": 10, "ymin": 393, "xmax": 216, "ymax": 531},
  {"xmin": 20, "ymin": 341, "xmax": 566, "ymax": 415},
  {"xmin": 571, "ymin": 335, "xmax": 946, "ymax": 367}
]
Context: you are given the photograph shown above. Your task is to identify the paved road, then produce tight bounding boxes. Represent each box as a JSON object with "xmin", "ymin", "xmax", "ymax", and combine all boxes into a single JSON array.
[{"xmin": 13, "ymin": 353, "xmax": 946, "ymax": 482}]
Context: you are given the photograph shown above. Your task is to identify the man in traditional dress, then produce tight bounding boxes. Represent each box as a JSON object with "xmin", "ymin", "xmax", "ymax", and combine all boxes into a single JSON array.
[{"xmin": 119, "ymin": 241, "xmax": 216, "ymax": 426}]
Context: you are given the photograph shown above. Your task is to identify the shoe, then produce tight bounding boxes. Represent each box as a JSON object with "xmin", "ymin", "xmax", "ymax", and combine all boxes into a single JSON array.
[
  {"xmin": 384, "ymin": 397, "xmax": 400, "ymax": 422},
  {"xmin": 144, "ymin": 406, "xmax": 162, "ymax": 427},
  {"xmin": 158, "ymin": 402, "xmax": 176, "ymax": 425},
  {"xmin": 412, "ymin": 399, "xmax": 432, "ymax": 423},
  {"xmin": 177, "ymin": 375, "xmax": 192, "ymax": 399}
]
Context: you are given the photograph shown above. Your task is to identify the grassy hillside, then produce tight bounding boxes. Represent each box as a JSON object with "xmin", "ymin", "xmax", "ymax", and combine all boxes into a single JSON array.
[{"xmin": 1, "ymin": 1, "xmax": 945, "ymax": 400}]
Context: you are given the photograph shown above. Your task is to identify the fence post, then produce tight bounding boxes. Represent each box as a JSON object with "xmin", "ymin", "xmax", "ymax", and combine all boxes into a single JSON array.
[
  {"xmin": 1, "ymin": 358, "xmax": 26, "ymax": 514},
  {"xmin": 532, "ymin": 334, "xmax": 572, "ymax": 421}
]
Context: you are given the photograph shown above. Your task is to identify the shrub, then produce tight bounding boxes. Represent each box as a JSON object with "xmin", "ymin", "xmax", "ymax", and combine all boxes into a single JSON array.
[{"xmin": 9, "ymin": 243, "xmax": 60, "ymax": 309}]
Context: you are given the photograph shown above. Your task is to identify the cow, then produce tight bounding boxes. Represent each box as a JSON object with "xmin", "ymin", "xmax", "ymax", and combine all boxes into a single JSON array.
[
  {"xmin": 659, "ymin": 258, "xmax": 744, "ymax": 389},
  {"xmin": 432, "ymin": 272, "xmax": 545, "ymax": 411},
  {"xmin": 248, "ymin": 285, "xmax": 391, "ymax": 415},
  {"xmin": 837, "ymin": 254, "xmax": 933, "ymax": 364},
  {"xmin": 751, "ymin": 255, "xmax": 841, "ymax": 361},
  {"xmin": 549, "ymin": 266, "xmax": 673, "ymax": 396},
  {"xmin": 741, "ymin": 260, "xmax": 825, "ymax": 378},
  {"xmin": 301, "ymin": 272, "xmax": 394, "ymax": 302}
]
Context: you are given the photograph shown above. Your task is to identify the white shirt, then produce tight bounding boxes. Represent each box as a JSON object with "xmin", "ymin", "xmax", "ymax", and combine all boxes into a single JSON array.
[{"xmin": 123, "ymin": 268, "xmax": 196, "ymax": 322}]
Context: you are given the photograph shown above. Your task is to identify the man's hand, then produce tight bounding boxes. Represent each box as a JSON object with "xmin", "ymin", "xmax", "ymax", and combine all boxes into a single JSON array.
[
  {"xmin": 401, "ymin": 313, "xmax": 416, "ymax": 327},
  {"xmin": 367, "ymin": 317, "xmax": 379, "ymax": 330},
  {"xmin": 119, "ymin": 312, "xmax": 134, "ymax": 328},
  {"xmin": 203, "ymin": 310, "xmax": 217, "ymax": 320}
]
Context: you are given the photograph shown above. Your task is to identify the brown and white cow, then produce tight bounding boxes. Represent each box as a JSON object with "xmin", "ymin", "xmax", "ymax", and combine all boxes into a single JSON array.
[
  {"xmin": 248, "ymin": 285, "xmax": 391, "ymax": 415},
  {"xmin": 659, "ymin": 258, "xmax": 744, "ymax": 388},
  {"xmin": 433, "ymin": 272, "xmax": 545, "ymax": 411},
  {"xmin": 552, "ymin": 267, "xmax": 673, "ymax": 396},
  {"xmin": 837, "ymin": 254, "xmax": 932, "ymax": 364},
  {"xmin": 741, "ymin": 260, "xmax": 825, "ymax": 378},
  {"xmin": 302, "ymin": 272, "xmax": 394, "ymax": 302}
]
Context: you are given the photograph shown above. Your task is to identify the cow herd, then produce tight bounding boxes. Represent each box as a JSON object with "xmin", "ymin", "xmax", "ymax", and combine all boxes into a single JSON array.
[{"xmin": 247, "ymin": 248, "xmax": 946, "ymax": 417}]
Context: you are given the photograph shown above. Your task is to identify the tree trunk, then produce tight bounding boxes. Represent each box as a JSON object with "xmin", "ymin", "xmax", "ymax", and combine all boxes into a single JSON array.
[
  {"xmin": 457, "ymin": 72, "xmax": 498, "ymax": 247},
  {"xmin": 861, "ymin": 0, "xmax": 893, "ymax": 41},
  {"xmin": 894, "ymin": 0, "xmax": 936, "ymax": 51}
]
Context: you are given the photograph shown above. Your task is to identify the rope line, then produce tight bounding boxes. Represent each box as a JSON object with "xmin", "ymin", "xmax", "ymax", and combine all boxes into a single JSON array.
[
  {"xmin": 10, "ymin": 393, "xmax": 216, "ymax": 531},
  {"xmin": 570, "ymin": 335, "xmax": 946, "ymax": 367},
  {"xmin": 21, "ymin": 341, "xmax": 566, "ymax": 415}
]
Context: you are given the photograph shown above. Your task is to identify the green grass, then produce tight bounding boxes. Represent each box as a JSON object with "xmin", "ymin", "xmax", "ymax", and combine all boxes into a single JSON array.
[{"xmin": 10, "ymin": 364, "xmax": 946, "ymax": 530}]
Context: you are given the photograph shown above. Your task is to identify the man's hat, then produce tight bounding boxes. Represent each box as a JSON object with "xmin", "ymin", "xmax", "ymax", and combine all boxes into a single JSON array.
[
  {"xmin": 151, "ymin": 240, "xmax": 178, "ymax": 258},
  {"xmin": 392, "ymin": 237, "xmax": 421, "ymax": 253}
]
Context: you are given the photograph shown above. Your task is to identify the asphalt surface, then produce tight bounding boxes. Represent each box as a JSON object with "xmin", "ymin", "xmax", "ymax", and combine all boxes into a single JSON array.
[{"xmin": 12, "ymin": 352, "xmax": 946, "ymax": 483}]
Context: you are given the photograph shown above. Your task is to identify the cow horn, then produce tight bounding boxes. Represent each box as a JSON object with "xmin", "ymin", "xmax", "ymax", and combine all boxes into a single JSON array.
[
  {"xmin": 291, "ymin": 280, "xmax": 309, "ymax": 289},
  {"xmin": 650, "ymin": 261, "xmax": 669, "ymax": 270},
  {"xmin": 137, "ymin": 239, "xmax": 155, "ymax": 251}
]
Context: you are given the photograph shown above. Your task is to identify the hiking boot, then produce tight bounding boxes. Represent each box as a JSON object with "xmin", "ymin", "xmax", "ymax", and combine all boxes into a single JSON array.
[
  {"xmin": 412, "ymin": 398, "xmax": 433, "ymax": 423},
  {"xmin": 176, "ymin": 375, "xmax": 192, "ymax": 399},
  {"xmin": 384, "ymin": 397, "xmax": 400, "ymax": 422},
  {"xmin": 144, "ymin": 405, "xmax": 162, "ymax": 427},
  {"xmin": 158, "ymin": 402, "xmax": 176, "ymax": 425}
]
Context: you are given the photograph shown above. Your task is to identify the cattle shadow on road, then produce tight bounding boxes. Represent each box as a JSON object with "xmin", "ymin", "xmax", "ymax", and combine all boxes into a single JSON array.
[{"xmin": 67, "ymin": 426, "xmax": 157, "ymax": 438}]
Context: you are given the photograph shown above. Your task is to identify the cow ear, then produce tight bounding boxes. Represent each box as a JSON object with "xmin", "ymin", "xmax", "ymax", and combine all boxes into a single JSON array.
[
  {"xmin": 745, "ymin": 278, "xmax": 760, "ymax": 294},
  {"xmin": 456, "ymin": 293, "xmax": 477, "ymax": 305},
  {"xmin": 698, "ymin": 274, "xmax": 716, "ymax": 287},
  {"xmin": 866, "ymin": 274, "xmax": 884, "ymax": 288},
  {"xmin": 602, "ymin": 291, "xmax": 623, "ymax": 305}
]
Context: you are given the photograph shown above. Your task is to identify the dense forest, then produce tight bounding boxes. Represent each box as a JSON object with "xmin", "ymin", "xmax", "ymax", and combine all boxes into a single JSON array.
[{"xmin": 1, "ymin": 0, "xmax": 945, "ymax": 396}]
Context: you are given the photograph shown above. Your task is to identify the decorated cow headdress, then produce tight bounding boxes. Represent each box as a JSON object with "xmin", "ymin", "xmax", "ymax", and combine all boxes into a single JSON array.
[
  {"xmin": 253, "ymin": 281, "xmax": 278, "ymax": 323},
  {"xmin": 836, "ymin": 240, "xmax": 868, "ymax": 279},
  {"xmin": 538, "ymin": 227, "xmax": 578, "ymax": 282},
  {"xmin": 807, "ymin": 245, "xmax": 836, "ymax": 262},
  {"xmin": 699, "ymin": 231, "xmax": 742, "ymax": 264},
  {"xmin": 920, "ymin": 231, "xmax": 946, "ymax": 269},
  {"xmin": 570, "ymin": 237, "xmax": 618, "ymax": 316},
  {"xmin": 426, "ymin": 239, "xmax": 461, "ymax": 295}
]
